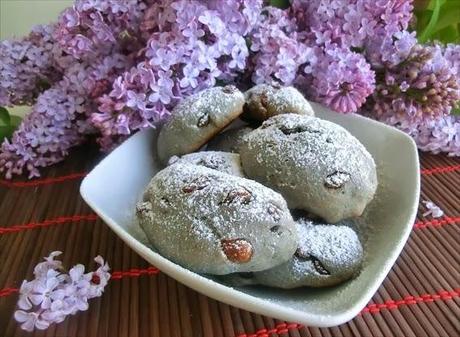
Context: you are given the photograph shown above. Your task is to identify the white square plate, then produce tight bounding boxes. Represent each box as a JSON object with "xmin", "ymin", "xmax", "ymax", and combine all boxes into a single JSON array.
[{"xmin": 80, "ymin": 103, "xmax": 420, "ymax": 327}]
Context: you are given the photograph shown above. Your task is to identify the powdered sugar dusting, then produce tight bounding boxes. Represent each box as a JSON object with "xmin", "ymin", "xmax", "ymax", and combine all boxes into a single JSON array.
[
  {"xmin": 271, "ymin": 86, "xmax": 315, "ymax": 115},
  {"xmin": 157, "ymin": 86, "xmax": 245, "ymax": 163},
  {"xmin": 172, "ymin": 86, "xmax": 243, "ymax": 121},
  {"xmin": 169, "ymin": 151, "xmax": 245, "ymax": 177},
  {"xmin": 137, "ymin": 162, "xmax": 297, "ymax": 274},
  {"xmin": 294, "ymin": 218, "xmax": 363, "ymax": 274},
  {"xmin": 240, "ymin": 113, "xmax": 377, "ymax": 222},
  {"xmin": 245, "ymin": 84, "xmax": 314, "ymax": 119},
  {"xmin": 224, "ymin": 216, "xmax": 364, "ymax": 289}
]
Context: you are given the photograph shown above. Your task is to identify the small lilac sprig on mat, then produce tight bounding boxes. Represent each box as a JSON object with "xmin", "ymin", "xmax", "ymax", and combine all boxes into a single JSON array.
[
  {"xmin": 14, "ymin": 251, "xmax": 110, "ymax": 332},
  {"xmin": 422, "ymin": 200, "xmax": 444, "ymax": 218}
]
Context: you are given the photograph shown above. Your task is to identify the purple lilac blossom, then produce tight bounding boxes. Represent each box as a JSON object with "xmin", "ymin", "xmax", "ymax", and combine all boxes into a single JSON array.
[
  {"xmin": 372, "ymin": 43, "xmax": 460, "ymax": 156},
  {"xmin": 248, "ymin": 6, "xmax": 311, "ymax": 85},
  {"xmin": 290, "ymin": 0, "xmax": 413, "ymax": 49},
  {"xmin": 93, "ymin": 0, "xmax": 263, "ymax": 150},
  {"xmin": 14, "ymin": 252, "xmax": 110, "ymax": 332},
  {"xmin": 0, "ymin": 0, "xmax": 459, "ymax": 179},
  {"xmin": 53, "ymin": 0, "xmax": 147, "ymax": 59},
  {"xmin": 369, "ymin": 44, "xmax": 459, "ymax": 119},
  {"xmin": 0, "ymin": 25, "xmax": 64, "ymax": 106},
  {"xmin": 0, "ymin": 51, "xmax": 132, "ymax": 178},
  {"xmin": 310, "ymin": 46, "xmax": 375, "ymax": 113}
]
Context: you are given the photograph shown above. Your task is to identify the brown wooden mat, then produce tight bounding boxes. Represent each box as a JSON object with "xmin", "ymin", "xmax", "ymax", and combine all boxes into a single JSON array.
[{"xmin": 0, "ymin": 145, "xmax": 459, "ymax": 337}]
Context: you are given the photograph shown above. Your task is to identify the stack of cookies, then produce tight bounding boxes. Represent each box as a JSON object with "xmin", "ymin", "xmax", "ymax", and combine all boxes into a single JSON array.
[{"xmin": 136, "ymin": 84, "xmax": 378, "ymax": 289}]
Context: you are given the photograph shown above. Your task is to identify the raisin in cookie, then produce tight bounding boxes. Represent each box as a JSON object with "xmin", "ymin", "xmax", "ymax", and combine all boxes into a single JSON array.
[
  {"xmin": 206, "ymin": 126, "xmax": 253, "ymax": 153},
  {"xmin": 243, "ymin": 84, "xmax": 314, "ymax": 122},
  {"xmin": 240, "ymin": 114, "xmax": 377, "ymax": 223},
  {"xmin": 223, "ymin": 217, "xmax": 364, "ymax": 288},
  {"xmin": 136, "ymin": 163, "xmax": 298, "ymax": 275},
  {"xmin": 157, "ymin": 86, "xmax": 245, "ymax": 164},
  {"xmin": 168, "ymin": 151, "xmax": 245, "ymax": 177}
]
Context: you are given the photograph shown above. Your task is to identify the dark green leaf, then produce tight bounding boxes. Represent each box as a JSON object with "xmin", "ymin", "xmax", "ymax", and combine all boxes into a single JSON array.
[
  {"xmin": 427, "ymin": 0, "xmax": 446, "ymax": 10},
  {"xmin": 415, "ymin": 9, "xmax": 432, "ymax": 33},
  {"xmin": 419, "ymin": 0, "xmax": 442, "ymax": 43},
  {"xmin": 10, "ymin": 115, "xmax": 22, "ymax": 127},
  {"xmin": 432, "ymin": 25, "xmax": 459, "ymax": 43},
  {"xmin": 432, "ymin": 4, "xmax": 460, "ymax": 34},
  {"xmin": 269, "ymin": 0, "xmax": 290, "ymax": 9},
  {"xmin": 0, "ymin": 107, "xmax": 11, "ymax": 125},
  {"xmin": 0, "ymin": 125, "xmax": 17, "ymax": 140}
]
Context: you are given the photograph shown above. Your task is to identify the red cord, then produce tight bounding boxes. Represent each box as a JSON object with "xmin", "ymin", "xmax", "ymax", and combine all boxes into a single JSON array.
[
  {"xmin": 421, "ymin": 164, "xmax": 460, "ymax": 175},
  {"xmin": 0, "ymin": 266, "xmax": 160, "ymax": 298},
  {"xmin": 235, "ymin": 323, "xmax": 304, "ymax": 337},
  {"xmin": 361, "ymin": 288, "xmax": 460, "ymax": 314},
  {"xmin": 235, "ymin": 288, "xmax": 460, "ymax": 337},
  {"xmin": 0, "ymin": 172, "xmax": 87, "ymax": 187},
  {"xmin": 0, "ymin": 287, "xmax": 19, "ymax": 297},
  {"xmin": 111, "ymin": 266, "xmax": 160, "ymax": 279},
  {"xmin": 414, "ymin": 216, "xmax": 460, "ymax": 229},
  {"xmin": 0, "ymin": 214, "xmax": 98, "ymax": 234}
]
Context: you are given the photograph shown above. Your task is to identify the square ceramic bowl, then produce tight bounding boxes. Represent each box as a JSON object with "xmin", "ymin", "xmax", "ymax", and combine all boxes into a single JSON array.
[{"xmin": 80, "ymin": 103, "xmax": 420, "ymax": 327}]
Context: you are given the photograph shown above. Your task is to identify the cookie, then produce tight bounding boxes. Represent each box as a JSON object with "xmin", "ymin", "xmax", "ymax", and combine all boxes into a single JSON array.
[
  {"xmin": 168, "ymin": 151, "xmax": 245, "ymax": 177},
  {"xmin": 157, "ymin": 86, "xmax": 245, "ymax": 164},
  {"xmin": 223, "ymin": 217, "xmax": 364, "ymax": 288},
  {"xmin": 136, "ymin": 163, "xmax": 298, "ymax": 275},
  {"xmin": 243, "ymin": 84, "xmax": 314, "ymax": 122},
  {"xmin": 239, "ymin": 114, "xmax": 377, "ymax": 223},
  {"xmin": 206, "ymin": 126, "xmax": 253, "ymax": 153}
]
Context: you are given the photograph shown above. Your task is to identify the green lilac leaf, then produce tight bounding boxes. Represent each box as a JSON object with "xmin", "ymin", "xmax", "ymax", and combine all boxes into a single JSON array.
[
  {"xmin": 10, "ymin": 115, "xmax": 22, "ymax": 127},
  {"xmin": 0, "ymin": 107, "xmax": 11, "ymax": 126},
  {"xmin": 0, "ymin": 125, "xmax": 17, "ymax": 140},
  {"xmin": 269, "ymin": 0, "xmax": 290, "ymax": 9},
  {"xmin": 419, "ymin": 0, "xmax": 442, "ymax": 43}
]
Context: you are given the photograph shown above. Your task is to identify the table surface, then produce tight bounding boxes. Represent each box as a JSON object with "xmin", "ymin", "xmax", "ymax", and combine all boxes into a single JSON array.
[{"xmin": 0, "ymin": 145, "xmax": 459, "ymax": 337}]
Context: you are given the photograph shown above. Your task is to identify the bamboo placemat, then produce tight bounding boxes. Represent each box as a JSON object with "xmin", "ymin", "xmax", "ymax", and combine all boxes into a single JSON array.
[{"xmin": 0, "ymin": 145, "xmax": 459, "ymax": 337}]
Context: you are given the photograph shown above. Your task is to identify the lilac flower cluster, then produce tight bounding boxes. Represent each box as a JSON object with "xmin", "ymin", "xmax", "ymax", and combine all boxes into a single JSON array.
[
  {"xmin": 0, "ymin": 0, "xmax": 459, "ymax": 179},
  {"xmin": 310, "ymin": 47, "xmax": 375, "ymax": 113},
  {"xmin": 291, "ymin": 0, "xmax": 413, "ymax": 49},
  {"xmin": 92, "ymin": 0, "xmax": 263, "ymax": 150},
  {"xmin": 54, "ymin": 0, "xmax": 147, "ymax": 59},
  {"xmin": 379, "ymin": 112, "xmax": 460, "ymax": 156},
  {"xmin": 369, "ymin": 43, "xmax": 460, "ymax": 156},
  {"xmin": 14, "ymin": 252, "xmax": 110, "ymax": 332},
  {"xmin": 248, "ymin": 6, "xmax": 310, "ymax": 85},
  {"xmin": 0, "ymin": 25, "xmax": 63, "ymax": 107},
  {"xmin": 370, "ymin": 44, "xmax": 459, "ymax": 119},
  {"xmin": 0, "ymin": 50, "xmax": 133, "ymax": 178}
]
